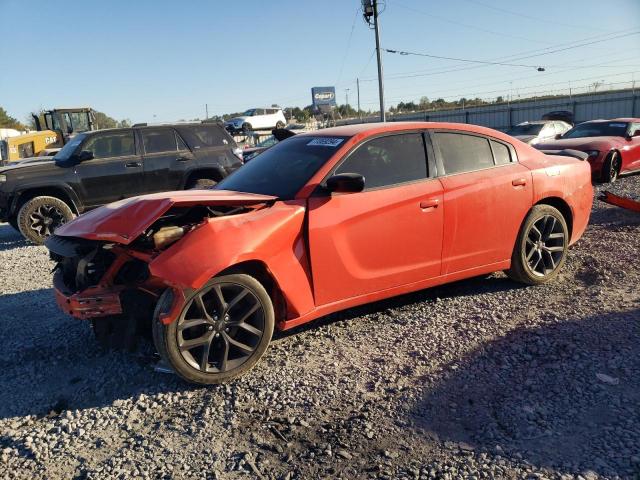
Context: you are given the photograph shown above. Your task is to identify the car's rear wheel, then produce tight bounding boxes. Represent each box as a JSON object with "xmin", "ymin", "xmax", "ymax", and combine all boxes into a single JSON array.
[
  {"xmin": 601, "ymin": 151, "xmax": 620, "ymax": 183},
  {"xmin": 153, "ymin": 274, "xmax": 274, "ymax": 384},
  {"xmin": 17, "ymin": 196, "xmax": 74, "ymax": 245},
  {"xmin": 506, "ymin": 204, "xmax": 568, "ymax": 285},
  {"xmin": 275, "ymin": 121, "xmax": 285, "ymax": 129}
]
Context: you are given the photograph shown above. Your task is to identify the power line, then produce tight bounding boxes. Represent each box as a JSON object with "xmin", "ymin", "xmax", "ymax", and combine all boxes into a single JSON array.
[
  {"xmin": 375, "ymin": 28, "xmax": 638, "ymax": 81},
  {"xmin": 390, "ymin": 0, "xmax": 552, "ymax": 45},
  {"xmin": 460, "ymin": 0, "xmax": 612, "ymax": 32},
  {"xmin": 384, "ymin": 48, "xmax": 546, "ymax": 70},
  {"xmin": 335, "ymin": 6, "xmax": 361, "ymax": 86},
  {"xmin": 360, "ymin": 30, "xmax": 640, "ymax": 82}
]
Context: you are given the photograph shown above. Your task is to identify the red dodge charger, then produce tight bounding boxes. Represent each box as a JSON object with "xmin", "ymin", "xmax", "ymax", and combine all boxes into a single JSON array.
[
  {"xmin": 535, "ymin": 118, "xmax": 640, "ymax": 183},
  {"xmin": 46, "ymin": 122, "xmax": 593, "ymax": 384}
]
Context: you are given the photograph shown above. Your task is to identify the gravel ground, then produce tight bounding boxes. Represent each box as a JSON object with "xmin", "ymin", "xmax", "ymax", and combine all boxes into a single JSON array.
[{"xmin": 0, "ymin": 176, "xmax": 639, "ymax": 480}]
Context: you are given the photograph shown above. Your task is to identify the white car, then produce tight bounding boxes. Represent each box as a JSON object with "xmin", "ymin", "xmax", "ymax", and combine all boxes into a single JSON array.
[
  {"xmin": 506, "ymin": 120, "xmax": 572, "ymax": 145},
  {"xmin": 225, "ymin": 108, "xmax": 287, "ymax": 134}
]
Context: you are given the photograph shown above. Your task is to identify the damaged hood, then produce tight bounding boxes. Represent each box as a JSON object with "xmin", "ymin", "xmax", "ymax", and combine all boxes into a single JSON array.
[{"xmin": 54, "ymin": 190, "xmax": 276, "ymax": 244}]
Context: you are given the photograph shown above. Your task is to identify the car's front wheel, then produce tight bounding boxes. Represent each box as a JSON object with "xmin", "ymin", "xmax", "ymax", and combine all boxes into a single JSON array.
[
  {"xmin": 153, "ymin": 274, "xmax": 274, "ymax": 384},
  {"xmin": 506, "ymin": 204, "xmax": 569, "ymax": 285},
  {"xmin": 242, "ymin": 123, "xmax": 253, "ymax": 134},
  {"xmin": 17, "ymin": 196, "xmax": 74, "ymax": 244}
]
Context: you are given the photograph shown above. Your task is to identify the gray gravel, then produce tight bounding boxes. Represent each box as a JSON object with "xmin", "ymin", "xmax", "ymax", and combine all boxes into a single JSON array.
[{"xmin": 1, "ymin": 176, "xmax": 639, "ymax": 480}]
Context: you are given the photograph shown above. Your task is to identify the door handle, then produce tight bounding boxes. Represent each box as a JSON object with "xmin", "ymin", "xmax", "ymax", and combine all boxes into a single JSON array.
[
  {"xmin": 125, "ymin": 161, "xmax": 142, "ymax": 168},
  {"xmin": 177, "ymin": 156, "xmax": 190, "ymax": 162},
  {"xmin": 419, "ymin": 199, "xmax": 440, "ymax": 210},
  {"xmin": 512, "ymin": 178, "xmax": 527, "ymax": 187}
]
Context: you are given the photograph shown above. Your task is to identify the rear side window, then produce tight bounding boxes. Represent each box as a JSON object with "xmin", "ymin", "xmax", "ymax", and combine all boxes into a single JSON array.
[
  {"xmin": 176, "ymin": 125, "xmax": 232, "ymax": 150},
  {"xmin": 433, "ymin": 132, "xmax": 493, "ymax": 175},
  {"xmin": 83, "ymin": 131, "xmax": 135, "ymax": 159},
  {"xmin": 141, "ymin": 128, "xmax": 177, "ymax": 154},
  {"xmin": 490, "ymin": 140, "xmax": 511, "ymax": 165},
  {"xmin": 336, "ymin": 133, "xmax": 427, "ymax": 189}
]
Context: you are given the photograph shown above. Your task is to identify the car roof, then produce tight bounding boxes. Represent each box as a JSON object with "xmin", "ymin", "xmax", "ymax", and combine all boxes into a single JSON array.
[
  {"xmin": 82, "ymin": 123, "xmax": 224, "ymax": 135},
  {"xmin": 583, "ymin": 118, "xmax": 639, "ymax": 123},
  {"xmin": 300, "ymin": 121, "xmax": 514, "ymax": 141}
]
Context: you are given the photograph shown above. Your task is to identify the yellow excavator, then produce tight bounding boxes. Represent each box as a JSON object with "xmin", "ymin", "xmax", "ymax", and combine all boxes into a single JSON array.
[{"xmin": 0, "ymin": 107, "xmax": 96, "ymax": 163}]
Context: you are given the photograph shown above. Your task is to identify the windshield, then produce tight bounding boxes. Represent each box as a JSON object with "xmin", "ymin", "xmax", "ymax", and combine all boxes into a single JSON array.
[
  {"xmin": 216, "ymin": 135, "xmax": 348, "ymax": 199},
  {"xmin": 242, "ymin": 109, "xmax": 255, "ymax": 116},
  {"xmin": 507, "ymin": 124, "xmax": 543, "ymax": 136},
  {"xmin": 53, "ymin": 134, "xmax": 86, "ymax": 161},
  {"xmin": 563, "ymin": 121, "xmax": 629, "ymax": 139}
]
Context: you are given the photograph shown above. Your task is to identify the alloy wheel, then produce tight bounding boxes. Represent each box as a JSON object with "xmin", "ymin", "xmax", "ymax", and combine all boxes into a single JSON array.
[
  {"xmin": 28, "ymin": 204, "xmax": 67, "ymax": 237},
  {"xmin": 609, "ymin": 153, "xmax": 620, "ymax": 182},
  {"xmin": 176, "ymin": 282, "xmax": 265, "ymax": 373},
  {"xmin": 524, "ymin": 214, "xmax": 566, "ymax": 277}
]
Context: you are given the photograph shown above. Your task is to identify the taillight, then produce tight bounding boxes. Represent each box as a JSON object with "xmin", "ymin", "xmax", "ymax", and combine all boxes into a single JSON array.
[{"xmin": 233, "ymin": 147, "xmax": 244, "ymax": 163}]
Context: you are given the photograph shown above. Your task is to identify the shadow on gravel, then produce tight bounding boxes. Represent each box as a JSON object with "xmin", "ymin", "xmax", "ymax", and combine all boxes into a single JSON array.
[
  {"xmin": 278, "ymin": 273, "xmax": 525, "ymax": 340},
  {"xmin": 0, "ymin": 224, "xmax": 27, "ymax": 251},
  {"xmin": 0, "ymin": 289, "xmax": 195, "ymax": 420},
  {"xmin": 409, "ymin": 307, "xmax": 640, "ymax": 477}
]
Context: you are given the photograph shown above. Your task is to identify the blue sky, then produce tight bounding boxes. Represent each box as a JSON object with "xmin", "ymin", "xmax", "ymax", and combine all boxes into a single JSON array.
[{"xmin": 1, "ymin": 0, "xmax": 639, "ymax": 123}]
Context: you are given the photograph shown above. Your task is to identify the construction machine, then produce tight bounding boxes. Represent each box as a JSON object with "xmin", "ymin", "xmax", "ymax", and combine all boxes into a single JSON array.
[{"xmin": 0, "ymin": 107, "xmax": 96, "ymax": 164}]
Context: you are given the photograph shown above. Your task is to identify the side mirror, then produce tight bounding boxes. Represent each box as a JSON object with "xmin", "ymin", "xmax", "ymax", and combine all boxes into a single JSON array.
[
  {"xmin": 325, "ymin": 173, "xmax": 365, "ymax": 194},
  {"xmin": 632, "ymin": 129, "xmax": 640, "ymax": 138},
  {"xmin": 77, "ymin": 150, "xmax": 94, "ymax": 161},
  {"xmin": 554, "ymin": 133, "xmax": 562, "ymax": 140}
]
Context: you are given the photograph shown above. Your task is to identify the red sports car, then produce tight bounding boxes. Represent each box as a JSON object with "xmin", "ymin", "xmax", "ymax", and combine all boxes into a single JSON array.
[
  {"xmin": 46, "ymin": 122, "xmax": 593, "ymax": 384},
  {"xmin": 535, "ymin": 118, "xmax": 640, "ymax": 183}
]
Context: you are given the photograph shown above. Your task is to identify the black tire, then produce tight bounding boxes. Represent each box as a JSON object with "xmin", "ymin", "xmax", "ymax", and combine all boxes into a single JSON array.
[
  {"xmin": 187, "ymin": 178, "xmax": 217, "ymax": 190},
  {"xmin": 17, "ymin": 196, "xmax": 74, "ymax": 245},
  {"xmin": 506, "ymin": 204, "xmax": 569, "ymax": 286},
  {"xmin": 600, "ymin": 151, "xmax": 620, "ymax": 183},
  {"xmin": 275, "ymin": 121, "xmax": 285, "ymax": 129},
  {"xmin": 153, "ymin": 274, "xmax": 274, "ymax": 385},
  {"xmin": 242, "ymin": 123, "xmax": 253, "ymax": 134}
]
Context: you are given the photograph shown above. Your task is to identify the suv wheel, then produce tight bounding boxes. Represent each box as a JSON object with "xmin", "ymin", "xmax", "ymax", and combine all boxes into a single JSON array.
[
  {"xmin": 17, "ymin": 196, "xmax": 74, "ymax": 245},
  {"xmin": 242, "ymin": 123, "xmax": 253, "ymax": 134},
  {"xmin": 275, "ymin": 121, "xmax": 285, "ymax": 129},
  {"xmin": 188, "ymin": 178, "xmax": 217, "ymax": 190}
]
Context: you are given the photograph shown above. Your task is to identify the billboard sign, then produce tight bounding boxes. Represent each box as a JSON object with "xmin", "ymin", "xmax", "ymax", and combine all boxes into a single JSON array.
[{"xmin": 311, "ymin": 86, "xmax": 337, "ymax": 107}]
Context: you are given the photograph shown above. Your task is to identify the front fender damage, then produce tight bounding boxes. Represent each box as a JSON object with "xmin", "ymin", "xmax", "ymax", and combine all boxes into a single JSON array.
[{"xmin": 150, "ymin": 201, "xmax": 315, "ymax": 326}]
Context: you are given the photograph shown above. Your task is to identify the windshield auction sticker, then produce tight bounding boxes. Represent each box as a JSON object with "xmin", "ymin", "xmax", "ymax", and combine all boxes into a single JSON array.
[{"xmin": 307, "ymin": 138, "xmax": 344, "ymax": 147}]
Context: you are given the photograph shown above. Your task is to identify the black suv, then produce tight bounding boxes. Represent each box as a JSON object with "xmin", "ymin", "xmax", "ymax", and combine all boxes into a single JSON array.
[{"xmin": 0, "ymin": 123, "xmax": 243, "ymax": 244}]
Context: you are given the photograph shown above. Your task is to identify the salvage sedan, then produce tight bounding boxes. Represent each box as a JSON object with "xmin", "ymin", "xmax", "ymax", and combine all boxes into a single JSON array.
[{"xmin": 46, "ymin": 122, "xmax": 593, "ymax": 384}]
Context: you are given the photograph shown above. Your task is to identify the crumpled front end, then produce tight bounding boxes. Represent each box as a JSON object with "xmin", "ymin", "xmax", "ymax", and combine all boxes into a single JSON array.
[{"xmin": 46, "ymin": 192, "xmax": 276, "ymax": 325}]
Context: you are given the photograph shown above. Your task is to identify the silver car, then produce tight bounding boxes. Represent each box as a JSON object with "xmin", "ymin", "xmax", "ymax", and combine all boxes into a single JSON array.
[{"xmin": 507, "ymin": 120, "xmax": 572, "ymax": 145}]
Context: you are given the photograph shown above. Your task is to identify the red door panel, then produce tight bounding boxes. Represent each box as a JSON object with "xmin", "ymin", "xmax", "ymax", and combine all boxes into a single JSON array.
[
  {"xmin": 308, "ymin": 179, "xmax": 444, "ymax": 306},
  {"xmin": 440, "ymin": 163, "xmax": 532, "ymax": 275}
]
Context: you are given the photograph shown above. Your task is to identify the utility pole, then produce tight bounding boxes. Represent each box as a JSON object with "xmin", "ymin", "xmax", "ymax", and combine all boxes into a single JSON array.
[
  {"xmin": 205, "ymin": 104, "xmax": 208, "ymax": 120},
  {"xmin": 357, "ymin": 78, "xmax": 361, "ymax": 119},
  {"xmin": 363, "ymin": 0, "xmax": 385, "ymax": 122},
  {"xmin": 345, "ymin": 88, "xmax": 350, "ymax": 109}
]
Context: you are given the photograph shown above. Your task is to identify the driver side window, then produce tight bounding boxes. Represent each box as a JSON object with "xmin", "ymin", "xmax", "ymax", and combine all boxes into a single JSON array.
[
  {"xmin": 82, "ymin": 131, "xmax": 136, "ymax": 159},
  {"xmin": 335, "ymin": 133, "xmax": 428, "ymax": 189}
]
